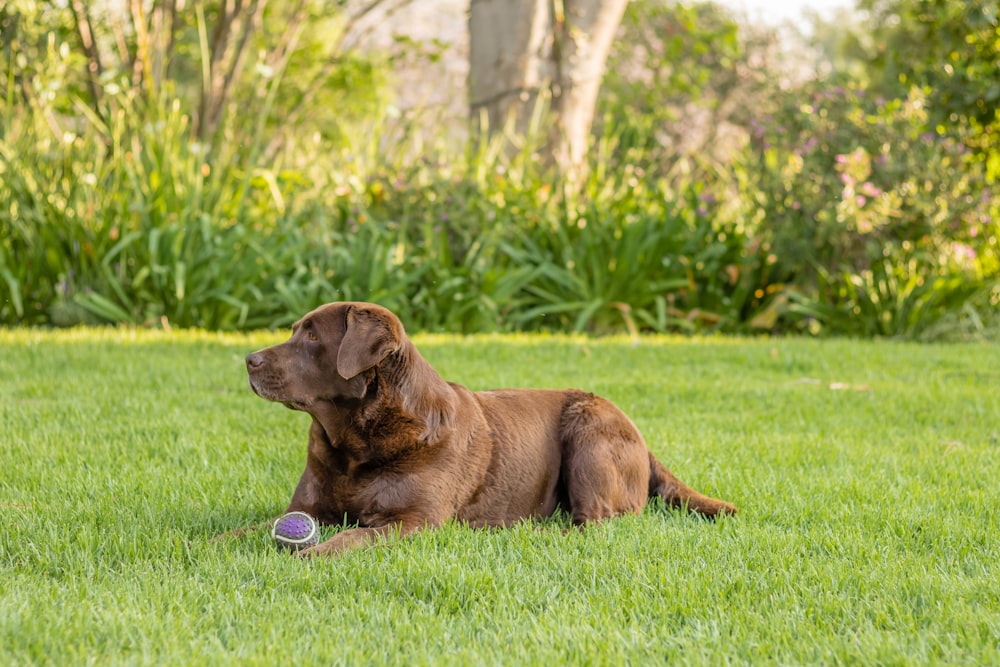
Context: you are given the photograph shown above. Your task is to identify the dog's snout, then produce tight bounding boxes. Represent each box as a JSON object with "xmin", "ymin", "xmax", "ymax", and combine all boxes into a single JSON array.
[{"xmin": 246, "ymin": 352, "xmax": 266, "ymax": 370}]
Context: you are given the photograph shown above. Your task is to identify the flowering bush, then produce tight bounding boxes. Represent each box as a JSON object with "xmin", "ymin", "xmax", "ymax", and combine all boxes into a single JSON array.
[
  {"xmin": 737, "ymin": 82, "xmax": 999, "ymax": 337},
  {"xmin": 744, "ymin": 84, "xmax": 993, "ymax": 274}
]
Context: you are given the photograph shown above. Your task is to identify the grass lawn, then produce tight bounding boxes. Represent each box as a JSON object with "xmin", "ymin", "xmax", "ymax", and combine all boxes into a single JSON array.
[{"xmin": 1, "ymin": 327, "xmax": 998, "ymax": 665}]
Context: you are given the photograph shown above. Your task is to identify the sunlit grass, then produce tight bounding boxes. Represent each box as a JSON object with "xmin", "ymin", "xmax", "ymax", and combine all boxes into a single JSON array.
[{"xmin": 2, "ymin": 328, "xmax": 998, "ymax": 665}]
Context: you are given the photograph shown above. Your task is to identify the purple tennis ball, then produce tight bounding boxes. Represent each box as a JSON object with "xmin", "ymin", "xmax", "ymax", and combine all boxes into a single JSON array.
[{"xmin": 271, "ymin": 511, "xmax": 320, "ymax": 551}]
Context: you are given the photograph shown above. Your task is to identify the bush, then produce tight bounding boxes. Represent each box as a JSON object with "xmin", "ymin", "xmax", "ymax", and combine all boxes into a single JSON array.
[
  {"xmin": 736, "ymin": 81, "xmax": 999, "ymax": 338},
  {"xmin": 1, "ymin": 83, "xmax": 771, "ymax": 335},
  {"xmin": 2, "ymin": 0, "xmax": 996, "ymax": 340},
  {"xmin": 4, "ymin": 75, "xmax": 994, "ymax": 339}
]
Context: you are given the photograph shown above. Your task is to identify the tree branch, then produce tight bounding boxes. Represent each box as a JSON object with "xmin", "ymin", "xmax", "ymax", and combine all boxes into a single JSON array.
[
  {"xmin": 204, "ymin": 0, "xmax": 270, "ymax": 140},
  {"xmin": 338, "ymin": 0, "xmax": 420, "ymax": 52},
  {"xmin": 261, "ymin": 0, "xmax": 414, "ymax": 158},
  {"xmin": 69, "ymin": 0, "xmax": 105, "ymax": 113},
  {"xmin": 109, "ymin": 9, "xmax": 135, "ymax": 74}
]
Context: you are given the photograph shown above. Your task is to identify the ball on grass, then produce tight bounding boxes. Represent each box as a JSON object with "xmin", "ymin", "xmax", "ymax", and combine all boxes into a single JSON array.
[{"xmin": 271, "ymin": 511, "xmax": 320, "ymax": 551}]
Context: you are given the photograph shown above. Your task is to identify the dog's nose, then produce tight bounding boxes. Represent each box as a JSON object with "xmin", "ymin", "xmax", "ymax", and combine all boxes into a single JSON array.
[{"xmin": 246, "ymin": 352, "xmax": 265, "ymax": 370}]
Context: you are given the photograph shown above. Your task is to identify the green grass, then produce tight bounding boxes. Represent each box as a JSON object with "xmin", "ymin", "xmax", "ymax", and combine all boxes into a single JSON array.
[{"xmin": 1, "ymin": 328, "xmax": 998, "ymax": 665}]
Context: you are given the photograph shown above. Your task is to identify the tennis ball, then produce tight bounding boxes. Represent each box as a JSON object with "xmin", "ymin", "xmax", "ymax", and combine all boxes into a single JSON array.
[{"xmin": 271, "ymin": 511, "xmax": 320, "ymax": 551}]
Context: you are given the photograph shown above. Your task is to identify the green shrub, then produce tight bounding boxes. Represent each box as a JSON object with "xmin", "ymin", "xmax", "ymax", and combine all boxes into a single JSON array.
[
  {"xmin": 786, "ymin": 251, "xmax": 985, "ymax": 339},
  {"xmin": 1, "ymin": 93, "xmax": 292, "ymax": 329},
  {"xmin": 3, "ymin": 1, "xmax": 996, "ymax": 340},
  {"xmin": 737, "ymin": 82, "xmax": 999, "ymax": 337}
]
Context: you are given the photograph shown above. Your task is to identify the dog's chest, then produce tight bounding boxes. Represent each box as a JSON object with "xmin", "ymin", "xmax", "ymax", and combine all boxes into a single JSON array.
[{"xmin": 314, "ymin": 439, "xmax": 429, "ymax": 526}]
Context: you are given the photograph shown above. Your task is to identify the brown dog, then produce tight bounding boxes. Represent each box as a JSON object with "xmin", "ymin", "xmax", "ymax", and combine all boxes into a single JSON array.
[{"xmin": 243, "ymin": 301, "xmax": 736, "ymax": 557}]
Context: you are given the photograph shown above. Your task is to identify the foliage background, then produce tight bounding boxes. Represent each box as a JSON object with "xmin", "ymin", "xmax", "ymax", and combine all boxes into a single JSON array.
[{"xmin": 1, "ymin": 0, "xmax": 997, "ymax": 338}]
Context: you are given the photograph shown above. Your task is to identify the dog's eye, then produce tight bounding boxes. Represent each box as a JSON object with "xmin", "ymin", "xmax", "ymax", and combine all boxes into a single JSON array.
[{"xmin": 306, "ymin": 331, "xmax": 318, "ymax": 342}]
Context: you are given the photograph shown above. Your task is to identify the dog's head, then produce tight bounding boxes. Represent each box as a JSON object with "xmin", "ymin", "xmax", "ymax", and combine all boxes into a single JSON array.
[{"xmin": 246, "ymin": 302, "xmax": 403, "ymax": 410}]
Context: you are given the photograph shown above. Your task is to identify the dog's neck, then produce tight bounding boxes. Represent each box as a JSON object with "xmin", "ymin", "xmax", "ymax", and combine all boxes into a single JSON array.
[
  {"xmin": 307, "ymin": 337, "xmax": 456, "ymax": 455},
  {"xmin": 371, "ymin": 337, "xmax": 457, "ymax": 444}
]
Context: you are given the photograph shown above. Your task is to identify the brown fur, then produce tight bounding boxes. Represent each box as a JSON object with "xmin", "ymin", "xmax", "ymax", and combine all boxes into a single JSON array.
[{"xmin": 241, "ymin": 302, "xmax": 736, "ymax": 557}]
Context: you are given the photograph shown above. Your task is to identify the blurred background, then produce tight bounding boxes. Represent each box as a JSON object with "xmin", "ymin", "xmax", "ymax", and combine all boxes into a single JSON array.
[{"xmin": 1, "ymin": 0, "xmax": 996, "ymax": 339}]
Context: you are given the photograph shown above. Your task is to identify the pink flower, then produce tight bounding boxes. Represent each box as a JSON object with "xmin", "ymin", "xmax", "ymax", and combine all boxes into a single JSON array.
[
  {"xmin": 860, "ymin": 182, "xmax": 883, "ymax": 197},
  {"xmin": 951, "ymin": 242, "xmax": 976, "ymax": 262}
]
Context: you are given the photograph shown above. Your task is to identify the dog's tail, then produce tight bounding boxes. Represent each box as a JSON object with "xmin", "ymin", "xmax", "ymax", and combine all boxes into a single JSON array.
[{"xmin": 648, "ymin": 452, "xmax": 737, "ymax": 516}]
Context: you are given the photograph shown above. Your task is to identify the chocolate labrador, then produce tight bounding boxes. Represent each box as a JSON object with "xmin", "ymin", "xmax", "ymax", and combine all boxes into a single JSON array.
[{"xmin": 242, "ymin": 301, "xmax": 736, "ymax": 557}]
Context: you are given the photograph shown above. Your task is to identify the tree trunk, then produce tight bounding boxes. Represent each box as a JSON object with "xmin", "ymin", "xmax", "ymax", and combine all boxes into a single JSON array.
[{"xmin": 468, "ymin": 0, "xmax": 627, "ymax": 172}]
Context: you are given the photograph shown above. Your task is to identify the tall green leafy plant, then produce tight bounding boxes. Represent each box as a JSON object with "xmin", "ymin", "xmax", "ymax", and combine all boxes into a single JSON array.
[{"xmin": 786, "ymin": 252, "xmax": 986, "ymax": 339}]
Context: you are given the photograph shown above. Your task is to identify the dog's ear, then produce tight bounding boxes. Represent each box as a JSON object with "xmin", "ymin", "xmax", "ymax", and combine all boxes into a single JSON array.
[{"xmin": 337, "ymin": 305, "xmax": 401, "ymax": 380}]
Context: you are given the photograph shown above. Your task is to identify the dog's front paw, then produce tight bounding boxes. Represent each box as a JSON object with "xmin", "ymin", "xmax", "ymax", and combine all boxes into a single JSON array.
[
  {"xmin": 297, "ymin": 543, "xmax": 320, "ymax": 559},
  {"xmin": 295, "ymin": 527, "xmax": 383, "ymax": 558}
]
